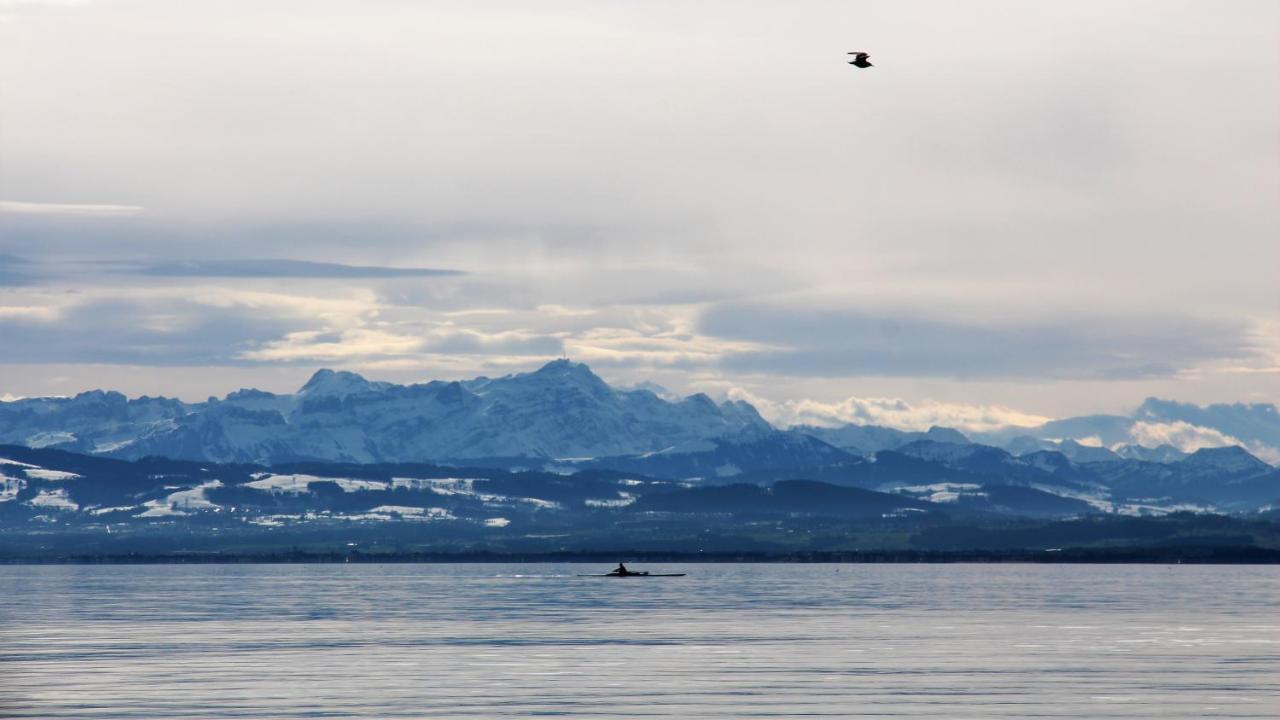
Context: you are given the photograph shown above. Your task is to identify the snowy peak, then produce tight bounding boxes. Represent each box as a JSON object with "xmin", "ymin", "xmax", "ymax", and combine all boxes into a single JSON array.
[
  {"xmin": 923, "ymin": 426, "xmax": 970, "ymax": 445},
  {"xmin": 718, "ymin": 399, "xmax": 770, "ymax": 429},
  {"xmin": 1178, "ymin": 446, "xmax": 1271, "ymax": 474},
  {"xmin": 896, "ymin": 439, "xmax": 1013, "ymax": 466},
  {"xmin": 298, "ymin": 369, "xmax": 388, "ymax": 398},
  {"xmin": 794, "ymin": 423, "xmax": 971, "ymax": 456},
  {"xmin": 1113, "ymin": 443, "xmax": 1187, "ymax": 463},
  {"xmin": 529, "ymin": 358, "xmax": 598, "ymax": 380},
  {"xmin": 1056, "ymin": 439, "xmax": 1121, "ymax": 464},
  {"xmin": 519, "ymin": 359, "xmax": 613, "ymax": 395}
]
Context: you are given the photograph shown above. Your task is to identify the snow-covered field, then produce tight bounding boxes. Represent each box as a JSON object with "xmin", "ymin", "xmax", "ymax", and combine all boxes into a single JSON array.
[
  {"xmin": 0, "ymin": 469, "xmax": 24, "ymax": 502},
  {"xmin": 245, "ymin": 473, "xmax": 389, "ymax": 494},
  {"xmin": 585, "ymin": 492, "xmax": 636, "ymax": 508},
  {"xmin": 27, "ymin": 488, "xmax": 78, "ymax": 511},
  {"xmin": 892, "ymin": 483, "xmax": 986, "ymax": 504},
  {"xmin": 22, "ymin": 468, "xmax": 81, "ymax": 481},
  {"xmin": 137, "ymin": 480, "xmax": 225, "ymax": 517},
  {"xmin": 239, "ymin": 473, "xmax": 560, "ymax": 509}
]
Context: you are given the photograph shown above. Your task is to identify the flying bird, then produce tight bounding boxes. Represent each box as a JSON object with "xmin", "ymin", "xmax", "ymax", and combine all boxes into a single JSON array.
[{"xmin": 847, "ymin": 51, "xmax": 873, "ymax": 68}]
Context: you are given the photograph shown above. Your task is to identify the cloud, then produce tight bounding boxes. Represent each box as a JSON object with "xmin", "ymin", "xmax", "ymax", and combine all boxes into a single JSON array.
[
  {"xmin": 0, "ymin": 200, "xmax": 143, "ymax": 216},
  {"xmin": 725, "ymin": 386, "xmax": 1051, "ymax": 433},
  {"xmin": 0, "ymin": 1, "xmax": 98, "ymax": 7},
  {"xmin": 0, "ymin": 297, "xmax": 301, "ymax": 364},
  {"xmin": 422, "ymin": 328, "xmax": 564, "ymax": 357},
  {"xmin": 565, "ymin": 323, "xmax": 767, "ymax": 369},
  {"xmin": 1125, "ymin": 418, "xmax": 1280, "ymax": 463},
  {"xmin": 0, "ymin": 304, "xmax": 60, "ymax": 321},
  {"xmin": 0, "ymin": 1, "xmax": 1276, "ymax": 412},
  {"xmin": 1127, "ymin": 397, "xmax": 1280, "ymax": 463},
  {"xmin": 1128, "ymin": 420, "xmax": 1243, "ymax": 452},
  {"xmin": 0, "ymin": 277, "xmax": 706, "ymax": 370},
  {"xmin": 0, "ymin": 286, "xmax": 378, "ymax": 365},
  {"xmin": 122, "ymin": 259, "xmax": 464, "ymax": 279},
  {"xmin": 239, "ymin": 327, "xmax": 425, "ymax": 362},
  {"xmin": 240, "ymin": 324, "xmax": 564, "ymax": 363},
  {"xmin": 702, "ymin": 302, "xmax": 1260, "ymax": 381},
  {"xmin": 0, "ymin": 254, "xmax": 36, "ymax": 286},
  {"xmin": 0, "ymin": 1, "xmax": 96, "ymax": 22}
]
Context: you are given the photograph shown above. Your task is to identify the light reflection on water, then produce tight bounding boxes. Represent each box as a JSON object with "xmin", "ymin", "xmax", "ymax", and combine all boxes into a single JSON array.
[{"xmin": 1, "ymin": 563, "xmax": 1277, "ymax": 718}]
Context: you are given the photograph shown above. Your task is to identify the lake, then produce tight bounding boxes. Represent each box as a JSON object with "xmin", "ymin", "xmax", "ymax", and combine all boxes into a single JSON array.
[{"xmin": 1, "ymin": 563, "xmax": 1276, "ymax": 718}]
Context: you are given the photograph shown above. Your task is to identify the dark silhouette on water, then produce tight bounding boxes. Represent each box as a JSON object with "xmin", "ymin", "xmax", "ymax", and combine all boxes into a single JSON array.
[
  {"xmin": 579, "ymin": 564, "xmax": 686, "ymax": 577},
  {"xmin": 848, "ymin": 51, "xmax": 873, "ymax": 68}
]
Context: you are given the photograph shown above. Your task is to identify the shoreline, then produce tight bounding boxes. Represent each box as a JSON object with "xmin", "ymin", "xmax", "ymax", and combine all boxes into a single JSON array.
[{"xmin": 4, "ymin": 546, "xmax": 1279, "ymax": 565}]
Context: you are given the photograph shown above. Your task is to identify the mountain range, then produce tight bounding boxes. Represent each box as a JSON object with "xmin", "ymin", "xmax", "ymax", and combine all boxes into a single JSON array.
[
  {"xmin": 5, "ymin": 360, "xmax": 1277, "ymax": 465},
  {"xmin": 1, "ymin": 360, "xmax": 1277, "ymax": 523},
  {"xmin": 978, "ymin": 397, "xmax": 1280, "ymax": 465},
  {"xmin": 0, "ymin": 361, "xmax": 770, "ymax": 464}
]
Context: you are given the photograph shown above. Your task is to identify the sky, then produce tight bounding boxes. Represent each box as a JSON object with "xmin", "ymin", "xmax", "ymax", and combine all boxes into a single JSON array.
[{"xmin": 1, "ymin": 0, "xmax": 1277, "ymax": 431}]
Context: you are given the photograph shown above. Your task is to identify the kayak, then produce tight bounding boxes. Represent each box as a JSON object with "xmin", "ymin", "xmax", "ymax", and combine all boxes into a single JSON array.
[{"xmin": 577, "ymin": 572, "xmax": 686, "ymax": 577}]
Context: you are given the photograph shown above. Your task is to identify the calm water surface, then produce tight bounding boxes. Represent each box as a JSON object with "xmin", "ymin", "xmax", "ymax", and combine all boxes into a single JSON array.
[{"xmin": 1, "ymin": 563, "xmax": 1277, "ymax": 718}]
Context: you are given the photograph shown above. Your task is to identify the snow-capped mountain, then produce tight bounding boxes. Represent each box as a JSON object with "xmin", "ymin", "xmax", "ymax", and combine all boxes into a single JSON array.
[
  {"xmin": 1112, "ymin": 443, "xmax": 1188, "ymax": 463},
  {"xmin": 570, "ymin": 430, "xmax": 857, "ymax": 480},
  {"xmin": 1, "ymin": 362, "xmax": 1273, "ymax": 490},
  {"xmin": 792, "ymin": 424, "xmax": 969, "ymax": 456},
  {"xmin": 1080, "ymin": 446, "xmax": 1280, "ymax": 513},
  {"xmin": 978, "ymin": 398, "xmax": 1280, "ymax": 465},
  {"xmin": 0, "ymin": 360, "xmax": 772, "ymax": 464}
]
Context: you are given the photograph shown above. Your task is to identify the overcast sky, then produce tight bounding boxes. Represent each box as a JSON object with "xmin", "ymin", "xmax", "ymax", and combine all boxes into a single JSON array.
[{"xmin": 1, "ymin": 0, "xmax": 1276, "ymax": 429}]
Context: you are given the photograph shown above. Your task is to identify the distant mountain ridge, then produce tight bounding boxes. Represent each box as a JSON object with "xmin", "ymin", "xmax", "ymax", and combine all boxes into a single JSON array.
[
  {"xmin": 0, "ymin": 360, "xmax": 773, "ymax": 465},
  {"xmin": 4, "ymin": 362, "xmax": 1278, "ymax": 559},
  {"xmin": 979, "ymin": 397, "xmax": 1280, "ymax": 465},
  {"xmin": 794, "ymin": 424, "xmax": 970, "ymax": 455},
  {"xmin": 0, "ymin": 360, "xmax": 1274, "ymax": 480}
]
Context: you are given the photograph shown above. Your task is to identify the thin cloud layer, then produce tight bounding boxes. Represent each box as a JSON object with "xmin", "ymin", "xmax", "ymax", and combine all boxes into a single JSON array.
[
  {"xmin": 702, "ymin": 302, "xmax": 1261, "ymax": 381},
  {"xmin": 0, "ymin": 253, "xmax": 35, "ymax": 286},
  {"xmin": 0, "ymin": 294, "xmax": 318, "ymax": 365},
  {"xmin": 726, "ymin": 387, "xmax": 1051, "ymax": 433},
  {"xmin": 0, "ymin": 200, "xmax": 143, "ymax": 216},
  {"xmin": 1128, "ymin": 420, "xmax": 1245, "ymax": 455},
  {"xmin": 125, "ymin": 259, "xmax": 464, "ymax": 279}
]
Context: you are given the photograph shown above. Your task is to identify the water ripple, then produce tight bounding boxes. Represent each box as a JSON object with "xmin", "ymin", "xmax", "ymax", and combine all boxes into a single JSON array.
[{"xmin": 1, "ymin": 564, "xmax": 1277, "ymax": 718}]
